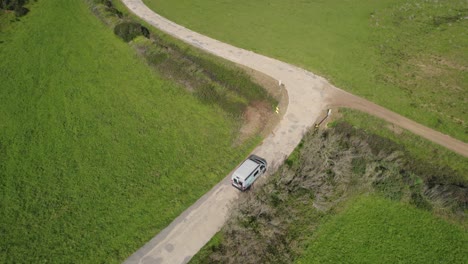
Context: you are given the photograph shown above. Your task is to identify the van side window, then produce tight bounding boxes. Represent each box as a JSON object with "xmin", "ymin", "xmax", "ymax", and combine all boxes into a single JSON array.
[{"xmin": 254, "ymin": 170, "xmax": 259, "ymax": 177}]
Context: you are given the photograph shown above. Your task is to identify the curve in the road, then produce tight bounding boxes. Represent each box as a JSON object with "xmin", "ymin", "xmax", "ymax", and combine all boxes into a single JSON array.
[{"xmin": 120, "ymin": 1, "xmax": 468, "ymax": 263}]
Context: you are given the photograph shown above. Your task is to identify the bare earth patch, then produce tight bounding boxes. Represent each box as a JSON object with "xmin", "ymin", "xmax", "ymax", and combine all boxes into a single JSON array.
[
  {"xmin": 234, "ymin": 65, "xmax": 288, "ymax": 146},
  {"xmin": 387, "ymin": 123, "xmax": 404, "ymax": 135},
  {"xmin": 235, "ymin": 101, "xmax": 271, "ymax": 145}
]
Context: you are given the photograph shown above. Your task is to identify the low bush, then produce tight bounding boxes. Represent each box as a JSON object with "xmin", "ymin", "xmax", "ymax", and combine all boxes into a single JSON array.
[
  {"xmin": 191, "ymin": 121, "xmax": 467, "ymax": 263},
  {"xmin": 0, "ymin": 0, "xmax": 26, "ymax": 10},
  {"xmin": 114, "ymin": 21, "xmax": 149, "ymax": 42},
  {"xmin": 13, "ymin": 6, "xmax": 28, "ymax": 16},
  {"xmin": 0, "ymin": 0, "xmax": 29, "ymax": 17}
]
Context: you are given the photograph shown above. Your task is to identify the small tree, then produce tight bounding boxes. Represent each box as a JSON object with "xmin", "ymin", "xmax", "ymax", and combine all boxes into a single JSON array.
[
  {"xmin": 0, "ymin": 0, "xmax": 29, "ymax": 17},
  {"xmin": 113, "ymin": 22, "xmax": 149, "ymax": 42}
]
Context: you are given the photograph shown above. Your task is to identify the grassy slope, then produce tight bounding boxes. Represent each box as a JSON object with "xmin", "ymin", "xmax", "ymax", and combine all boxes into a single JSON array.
[
  {"xmin": 338, "ymin": 108, "xmax": 467, "ymax": 177},
  {"xmin": 145, "ymin": 0, "xmax": 468, "ymax": 141},
  {"xmin": 298, "ymin": 195, "xmax": 468, "ymax": 264},
  {"xmin": 0, "ymin": 1, "xmax": 257, "ymax": 262}
]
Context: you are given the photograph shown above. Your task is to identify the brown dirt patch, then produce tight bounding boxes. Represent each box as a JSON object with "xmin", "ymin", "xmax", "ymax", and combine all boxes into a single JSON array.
[
  {"xmin": 234, "ymin": 101, "xmax": 271, "ymax": 145},
  {"xmin": 414, "ymin": 61, "xmax": 445, "ymax": 77},
  {"xmin": 411, "ymin": 56, "xmax": 468, "ymax": 78},
  {"xmin": 233, "ymin": 65, "xmax": 288, "ymax": 146},
  {"xmin": 387, "ymin": 123, "xmax": 404, "ymax": 135},
  {"xmin": 321, "ymin": 108, "xmax": 342, "ymax": 128},
  {"xmin": 430, "ymin": 56, "xmax": 468, "ymax": 72}
]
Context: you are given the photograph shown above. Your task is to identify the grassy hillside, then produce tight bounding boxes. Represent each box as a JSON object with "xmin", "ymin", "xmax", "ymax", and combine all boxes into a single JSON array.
[
  {"xmin": 0, "ymin": 1, "xmax": 261, "ymax": 262},
  {"xmin": 298, "ymin": 195, "xmax": 467, "ymax": 264},
  {"xmin": 146, "ymin": 0, "xmax": 468, "ymax": 141},
  {"xmin": 337, "ymin": 108, "xmax": 468, "ymax": 177}
]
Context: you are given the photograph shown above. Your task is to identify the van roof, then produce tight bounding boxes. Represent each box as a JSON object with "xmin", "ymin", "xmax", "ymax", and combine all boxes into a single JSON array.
[{"xmin": 232, "ymin": 159, "xmax": 259, "ymax": 181}]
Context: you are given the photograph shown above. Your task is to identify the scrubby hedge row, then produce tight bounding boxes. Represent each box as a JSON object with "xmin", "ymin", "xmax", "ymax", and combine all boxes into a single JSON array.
[
  {"xmin": 192, "ymin": 122, "xmax": 467, "ymax": 263},
  {"xmin": 90, "ymin": 0, "xmax": 276, "ymax": 117},
  {"xmin": 0, "ymin": 0, "xmax": 30, "ymax": 16},
  {"xmin": 114, "ymin": 22, "xmax": 149, "ymax": 42}
]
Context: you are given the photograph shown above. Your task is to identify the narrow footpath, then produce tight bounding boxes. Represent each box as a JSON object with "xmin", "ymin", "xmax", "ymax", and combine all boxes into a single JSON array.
[{"xmin": 120, "ymin": 1, "xmax": 468, "ymax": 263}]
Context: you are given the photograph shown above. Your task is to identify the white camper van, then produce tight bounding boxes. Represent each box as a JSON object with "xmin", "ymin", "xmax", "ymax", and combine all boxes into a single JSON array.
[{"xmin": 231, "ymin": 155, "xmax": 267, "ymax": 191}]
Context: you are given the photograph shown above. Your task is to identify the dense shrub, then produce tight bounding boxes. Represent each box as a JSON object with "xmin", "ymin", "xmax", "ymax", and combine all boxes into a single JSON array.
[
  {"xmin": 113, "ymin": 21, "xmax": 149, "ymax": 42},
  {"xmin": 98, "ymin": 0, "xmax": 112, "ymax": 7},
  {"xmin": 14, "ymin": 6, "xmax": 27, "ymax": 16},
  {"xmin": 0, "ymin": 0, "xmax": 26, "ymax": 10},
  {"xmin": 106, "ymin": 6, "xmax": 122, "ymax": 18},
  {"xmin": 194, "ymin": 122, "xmax": 467, "ymax": 263},
  {"xmin": 0, "ymin": 0, "xmax": 29, "ymax": 17}
]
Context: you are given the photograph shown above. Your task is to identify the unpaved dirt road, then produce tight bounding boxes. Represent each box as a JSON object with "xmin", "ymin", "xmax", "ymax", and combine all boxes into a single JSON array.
[{"xmin": 120, "ymin": 1, "xmax": 468, "ymax": 263}]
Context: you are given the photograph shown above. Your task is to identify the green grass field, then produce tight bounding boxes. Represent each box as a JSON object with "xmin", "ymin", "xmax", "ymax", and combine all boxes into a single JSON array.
[
  {"xmin": 145, "ymin": 0, "xmax": 468, "ymax": 142},
  {"xmin": 298, "ymin": 195, "xmax": 468, "ymax": 264},
  {"xmin": 0, "ymin": 1, "xmax": 260, "ymax": 262}
]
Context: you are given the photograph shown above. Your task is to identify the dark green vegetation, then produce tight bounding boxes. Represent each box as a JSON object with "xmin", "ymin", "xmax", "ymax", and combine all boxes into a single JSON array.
[
  {"xmin": 191, "ymin": 112, "xmax": 467, "ymax": 263},
  {"xmin": 0, "ymin": 0, "xmax": 30, "ymax": 16},
  {"xmin": 0, "ymin": 0, "xmax": 273, "ymax": 262},
  {"xmin": 114, "ymin": 21, "xmax": 149, "ymax": 42},
  {"xmin": 147, "ymin": 0, "xmax": 468, "ymax": 141},
  {"xmin": 298, "ymin": 195, "xmax": 467, "ymax": 263},
  {"xmin": 0, "ymin": 0, "xmax": 29, "ymax": 35}
]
